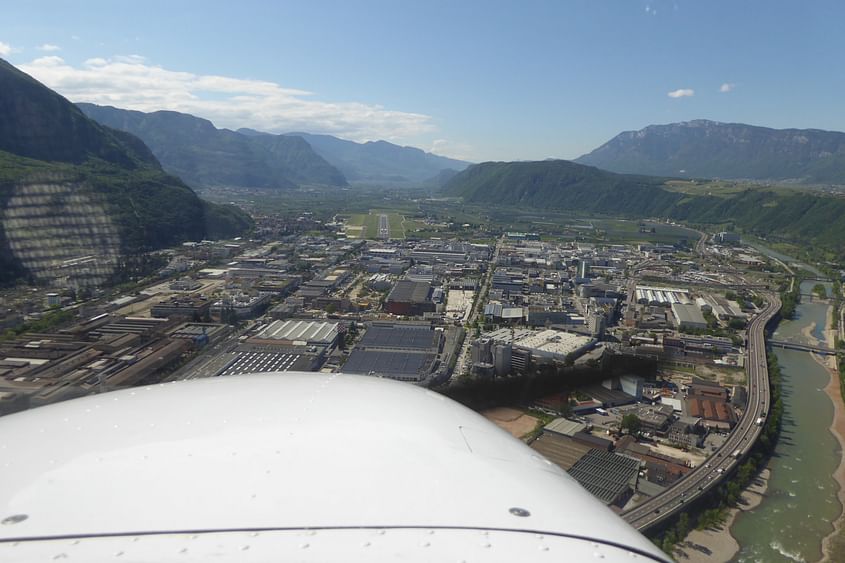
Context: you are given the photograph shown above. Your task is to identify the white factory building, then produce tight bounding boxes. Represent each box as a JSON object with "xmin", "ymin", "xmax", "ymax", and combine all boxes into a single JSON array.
[
  {"xmin": 476, "ymin": 327, "xmax": 597, "ymax": 375},
  {"xmin": 635, "ymin": 286, "xmax": 692, "ymax": 306}
]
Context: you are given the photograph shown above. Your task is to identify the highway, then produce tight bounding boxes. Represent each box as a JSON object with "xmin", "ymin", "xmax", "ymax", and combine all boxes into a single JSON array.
[{"xmin": 621, "ymin": 293, "xmax": 781, "ymax": 530}]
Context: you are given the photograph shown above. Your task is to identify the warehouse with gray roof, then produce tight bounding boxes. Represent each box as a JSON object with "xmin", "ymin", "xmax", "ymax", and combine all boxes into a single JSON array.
[
  {"xmin": 343, "ymin": 322, "xmax": 443, "ymax": 383},
  {"xmin": 566, "ymin": 449, "xmax": 641, "ymax": 508}
]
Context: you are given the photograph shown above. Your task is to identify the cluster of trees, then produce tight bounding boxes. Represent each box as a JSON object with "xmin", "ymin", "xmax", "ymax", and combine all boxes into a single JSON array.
[
  {"xmin": 780, "ymin": 275, "xmax": 803, "ymax": 320},
  {"xmin": 2, "ymin": 307, "xmax": 75, "ymax": 341},
  {"xmin": 620, "ymin": 413, "xmax": 641, "ymax": 435}
]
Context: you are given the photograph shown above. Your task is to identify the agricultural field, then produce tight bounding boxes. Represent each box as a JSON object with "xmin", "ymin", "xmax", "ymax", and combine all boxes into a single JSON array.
[{"xmin": 663, "ymin": 179, "xmax": 797, "ymax": 198}]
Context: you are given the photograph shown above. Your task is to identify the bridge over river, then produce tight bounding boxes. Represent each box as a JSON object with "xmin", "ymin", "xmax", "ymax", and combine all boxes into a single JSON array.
[{"xmin": 769, "ymin": 339, "xmax": 836, "ymax": 355}]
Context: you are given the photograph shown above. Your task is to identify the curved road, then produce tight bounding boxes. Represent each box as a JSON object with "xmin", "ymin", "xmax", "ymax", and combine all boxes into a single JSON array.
[{"xmin": 622, "ymin": 293, "xmax": 781, "ymax": 530}]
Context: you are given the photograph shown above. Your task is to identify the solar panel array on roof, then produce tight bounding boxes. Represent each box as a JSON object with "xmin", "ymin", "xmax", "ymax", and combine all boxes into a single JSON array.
[
  {"xmin": 358, "ymin": 327, "xmax": 436, "ymax": 350},
  {"xmin": 342, "ymin": 350, "xmax": 428, "ymax": 379},
  {"xmin": 220, "ymin": 351, "xmax": 312, "ymax": 376},
  {"xmin": 387, "ymin": 280, "xmax": 432, "ymax": 304},
  {"xmin": 567, "ymin": 449, "xmax": 640, "ymax": 505}
]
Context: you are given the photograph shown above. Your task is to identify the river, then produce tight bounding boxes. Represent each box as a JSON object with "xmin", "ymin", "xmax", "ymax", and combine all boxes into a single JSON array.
[
  {"xmin": 748, "ymin": 241, "xmax": 825, "ymax": 278},
  {"xmin": 731, "ymin": 281, "xmax": 840, "ymax": 562}
]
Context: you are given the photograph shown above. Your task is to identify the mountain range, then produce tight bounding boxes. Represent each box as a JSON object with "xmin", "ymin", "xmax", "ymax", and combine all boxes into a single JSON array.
[
  {"xmin": 576, "ymin": 119, "xmax": 845, "ymax": 184},
  {"xmin": 0, "ymin": 57, "xmax": 252, "ymax": 285},
  {"xmin": 274, "ymin": 131, "xmax": 469, "ymax": 184},
  {"xmin": 77, "ymin": 104, "xmax": 348, "ymax": 190},
  {"xmin": 77, "ymin": 104, "xmax": 469, "ymax": 190}
]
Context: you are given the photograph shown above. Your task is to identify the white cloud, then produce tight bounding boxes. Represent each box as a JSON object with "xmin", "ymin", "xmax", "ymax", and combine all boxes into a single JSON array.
[
  {"xmin": 667, "ymin": 88, "xmax": 695, "ymax": 98},
  {"xmin": 719, "ymin": 82, "xmax": 735, "ymax": 93},
  {"xmin": 0, "ymin": 41, "xmax": 15, "ymax": 56},
  {"xmin": 37, "ymin": 43, "xmax": 61, "ymax": 52},
  {"xmin": 17, "ymin": 55, "xmax": 436, "ymax": 143}
]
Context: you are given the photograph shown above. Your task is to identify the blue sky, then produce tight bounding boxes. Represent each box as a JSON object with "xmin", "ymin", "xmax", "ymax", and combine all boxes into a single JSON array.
[{"xmin": 2, "ymin": 0, "xmax": 843, "ymax": 161}]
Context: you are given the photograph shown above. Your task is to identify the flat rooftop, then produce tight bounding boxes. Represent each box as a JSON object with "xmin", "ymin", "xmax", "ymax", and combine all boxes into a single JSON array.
[
  {"xmin": 358, "ymin": 326, "xmax": 437, "ymax": 351},
  {"xmin": 514, "ymin": 329, "xmax": 593, "ymax": 356},
  {"xmin": 531, "ymin": 433, "xmax": 592, "ymax": 471},
  {"xmin": 543, "ymin": 418, "xmax": 587, "ymax": 438},
  {"xmin": 567, "ymin": 449, "xmax": 641, "ymax": 505},
  {"xmin": 254, "ymin": 320, "xmax": 339, "ymax": 345},
  {"xmin": 343, "ymin": 350, "xmax": 429, "ymax": 378},
  {"xmin": 387, "ymin": 280, "xmax": 432, "ymax": 304}
]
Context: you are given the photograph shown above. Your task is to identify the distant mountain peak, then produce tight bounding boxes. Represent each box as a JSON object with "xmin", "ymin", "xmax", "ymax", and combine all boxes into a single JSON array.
[
  {"xmin": 281, "ymin": 131, "xmax": 469, "ymax": 185},
  {"xmin": 576, "ymin": 120, "xmax": 845, "ymax": 183}
]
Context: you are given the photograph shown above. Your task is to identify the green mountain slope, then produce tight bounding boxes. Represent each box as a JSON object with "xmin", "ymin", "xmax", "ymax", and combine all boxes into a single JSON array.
[
  {"xmin": 0, "ymin": 59, "xmax": 252, "ymax": 286},
  {"xmin": 78, "ymin": 104, "xmax": 347, "ymax": 189},
  {"xmin": 442, "ymin": 160, "xmax": 678, "ymax": 214},
  {"xmin": 443, "ymin": 159, "xmax": 845, "ymax": 257},
  {"xmin": 575, "ymin": 119, "xmax": 845, "ymax": 184},
  {"xmin": 0, "ymin": 59, "xmax": 157, "ymax": 168}
]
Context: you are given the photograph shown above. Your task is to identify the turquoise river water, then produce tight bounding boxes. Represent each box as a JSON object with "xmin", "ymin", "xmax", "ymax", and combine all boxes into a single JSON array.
[{"xmin": 731, "ymin": 281, "xmax": 841, "ymax": 562}]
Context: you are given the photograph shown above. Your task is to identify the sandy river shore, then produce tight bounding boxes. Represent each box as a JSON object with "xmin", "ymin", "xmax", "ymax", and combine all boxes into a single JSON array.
[{"xmin": 672, "ymin": 468, "xmax": 769, "ymax": 563}]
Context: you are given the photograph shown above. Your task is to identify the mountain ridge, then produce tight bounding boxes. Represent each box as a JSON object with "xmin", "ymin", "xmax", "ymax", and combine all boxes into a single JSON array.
[
  {"xmin": 575, "ymin": 119, "xmax": 845, "ymax": 183},
  {"xmin": 275, "ymin": 130, "xmax": 470, "ymax": 185},
  {"xmin": 77, "ymin": 103, "xmax": 347, "ymax": 189}
]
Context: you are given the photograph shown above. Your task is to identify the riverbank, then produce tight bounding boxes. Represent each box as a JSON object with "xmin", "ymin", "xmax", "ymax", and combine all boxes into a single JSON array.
[
  {"xmin": 817, "ymin": 306, "xmax": 845, "ymax": 561},
  {"xmin": 673, "ymin": 468, "xmax": 770, "ymax": 563}
]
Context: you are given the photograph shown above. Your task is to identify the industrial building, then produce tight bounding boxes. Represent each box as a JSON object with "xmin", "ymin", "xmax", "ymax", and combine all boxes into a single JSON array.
[
  {"xmin": 635, "ymin": 286, "xmax": 691, "ymax": 306},
  {"xmin": 0, "ymin": 315, "xmax": 192, "ymax": 413},
  {"xmin": 248, "ymin": 319, "xmax": 341, "ymax": 349},
  {"xmin": 169, "ymin": 323, "xmax": 229, "ymax": 347},
  {"xmin": 343, "ymin": 323, "xmax": 444, "ymax": 383},
  {"xmin": 384, "ymin": 280, "xmax": 435, "ymax": 316},
  {"xmin": 218, "ymin": 351, "xmax": 316, "ymax": 376},
  {"xmin": 543, "ymin": 418, "xmax": 587, "ymax": 438},
  {"xmin": 567, "ymin": 449, "xmax": 641, "ymax": 508},
  {"xmin": 671, "ymin": 302, "xmax": 707, "ymax": 330},
  {"xmin": 477, "ymin": 327, "xmax": 596, "ymax": 375},
  {"xmin": 530, "ymin": 432, "xmax": 594, "ymax": 471},
  {"xmin": 663, "ymin": 334, "xmax": 734, "ymax": 356},
  {"xmin": 211, "ymin": 292, "xmax": 272, "ymax": 320},
  {"xmin": 151, "ymin": 297, "xmax": 211, "ymax": 319},
  {"xmin": 685, "ymin": 396, "xmax": 736, "ymax": 430},
  {"xmin": 615, "ymin": 437, "xmax": 693, "ymax": 487},
  {"xmin": 615, "ymin": 403, "xmax": 675, "ymax": 433}
]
